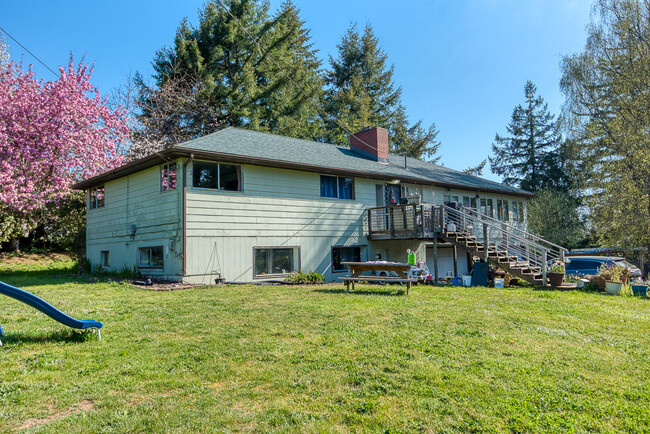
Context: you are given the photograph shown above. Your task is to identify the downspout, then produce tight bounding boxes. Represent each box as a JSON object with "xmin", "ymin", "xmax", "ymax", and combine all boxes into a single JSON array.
[{"xmin": 182, "ymin": 154, "xmax": 194, "ymax": 278}]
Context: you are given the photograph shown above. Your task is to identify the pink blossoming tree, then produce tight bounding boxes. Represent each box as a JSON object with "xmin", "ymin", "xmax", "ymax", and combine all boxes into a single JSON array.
[{"xmin": 0, "ymin": 56, "xmax": 128, "ymax": 250}]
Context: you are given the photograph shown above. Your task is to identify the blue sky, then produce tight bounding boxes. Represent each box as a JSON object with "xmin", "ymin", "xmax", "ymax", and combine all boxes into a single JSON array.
[{"xmin": 1, "ymin": 0, "xmax": 592, "ymax": 180}]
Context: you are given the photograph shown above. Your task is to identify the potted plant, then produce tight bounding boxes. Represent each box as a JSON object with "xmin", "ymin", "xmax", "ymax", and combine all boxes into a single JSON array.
[
  {"xmin": 631, "ymin": 280, "xmax": 648, "ymax": 297},
  {"xmin": 407, "ymin": 192, "xmax": 421, "ymax": 204},
  {"xmin": 547, "ymin": 260, "xmax": 565, "ymax": 287},
  {"xmin": 598, "ymin": 265, "xmax": 629, "ymax": 295}
]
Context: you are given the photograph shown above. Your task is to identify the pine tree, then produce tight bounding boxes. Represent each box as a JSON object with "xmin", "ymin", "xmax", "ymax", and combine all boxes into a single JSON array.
[
  {"xmin": 325, "ymin": 23, "xmax": 440, "ymax": 161},
  {"xmin": 140, "ymin": 0, "xmax": 324, "ymax": 150},
  {"xmin": 489, "ymin": 81, "xmax": 566, "ymax": 192}
]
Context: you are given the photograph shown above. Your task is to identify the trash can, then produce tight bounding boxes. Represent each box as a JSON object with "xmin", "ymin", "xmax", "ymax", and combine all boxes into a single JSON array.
[{"xmin": 462, "ymin": 275, "xmax": 472, "ymax": 287}]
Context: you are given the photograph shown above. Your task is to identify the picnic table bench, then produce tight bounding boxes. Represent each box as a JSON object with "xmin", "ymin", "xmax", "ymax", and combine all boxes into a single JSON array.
[{"xmin": 338, "ymin": 261, "xmax": 417, "ymax": 294}]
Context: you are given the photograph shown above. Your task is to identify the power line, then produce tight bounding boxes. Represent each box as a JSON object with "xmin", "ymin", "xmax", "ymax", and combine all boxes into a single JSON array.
[
  {"xmin": 213, "ymin": 0, "xmax": 381, "ymax": 153},
  {"xmin": 0, "ymin": 26, "xmax": 58, "ymax": 78}
]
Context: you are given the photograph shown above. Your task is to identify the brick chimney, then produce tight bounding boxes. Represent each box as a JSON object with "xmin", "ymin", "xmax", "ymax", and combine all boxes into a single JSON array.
[{"xmin": 349, "ymin": 126, "xmax": 389, "ymax": 163}]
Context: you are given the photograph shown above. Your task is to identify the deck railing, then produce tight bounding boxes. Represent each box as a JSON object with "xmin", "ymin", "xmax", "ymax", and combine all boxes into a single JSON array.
[
  {"xmin": 367, "ymin": 204, "xmax": 427, "ymax": 239},
  {"xmin": 366, "ymin": 203, "xmax": 568, "ymax": 285}
]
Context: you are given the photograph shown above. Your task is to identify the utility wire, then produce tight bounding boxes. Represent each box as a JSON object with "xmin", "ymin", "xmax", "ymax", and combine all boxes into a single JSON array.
[
  {"xmin": 213, "ymin": 0, "xmax": 382, "ymax": 153},
  {"xmin": 0, "ymin": 26, "xmax": 58, "ymax": 78}
]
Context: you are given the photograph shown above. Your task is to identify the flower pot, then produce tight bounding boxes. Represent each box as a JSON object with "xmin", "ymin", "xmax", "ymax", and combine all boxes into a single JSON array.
[
  {"xmin": 605, "ymin": 281, "xmax": 623, "ymax": 295},
  {"xmin": 592, "ymin": 276, "xmax": 606, "ymax": 290},
  {"xmin": 548, "ymin": 272, "xmax": 565, "ymax": 287},
  {"xmin": 631, "ymin": 284, "xmax": 648, "ymax": 297}
]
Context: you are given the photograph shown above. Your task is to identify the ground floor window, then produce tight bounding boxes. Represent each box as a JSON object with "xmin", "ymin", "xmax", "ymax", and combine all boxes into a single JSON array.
[
  {"xmin": 139, "ymin": 246, "xmax": 164, "ymax": 268},
  {"xmin": 332, "ymin": 246, "xmax": 363, "ymax": 272},
  {"xmin": 254, "ymin": 247, "xmax": 299, "ymax": 277}
]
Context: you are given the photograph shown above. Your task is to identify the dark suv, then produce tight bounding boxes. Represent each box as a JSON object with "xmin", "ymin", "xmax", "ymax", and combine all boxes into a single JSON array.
[{"xmin": 565, "ymin": 256, "xmax": 642, "ymax": 279}]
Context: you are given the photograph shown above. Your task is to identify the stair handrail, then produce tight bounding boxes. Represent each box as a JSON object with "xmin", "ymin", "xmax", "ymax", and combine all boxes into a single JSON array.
[
  {"xmin": 441, "ymin": 204, "xmax": 565, "ymax": 285},
  {"xmin": 440, "ymin": 205, "xmax": 552, "ymax": 256},
  {"xmin": 449, "ymin": 205, "xmax": 567, "ymax": 259}
]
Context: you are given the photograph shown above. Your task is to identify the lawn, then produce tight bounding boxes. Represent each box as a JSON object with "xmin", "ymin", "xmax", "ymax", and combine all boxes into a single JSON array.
[{"xmin": 1, "ymin": 255, "xmax": 649, "ymax": 432}]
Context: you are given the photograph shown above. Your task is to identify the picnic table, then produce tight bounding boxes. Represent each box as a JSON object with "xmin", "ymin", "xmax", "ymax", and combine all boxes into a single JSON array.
[{"xmin": 338, "ymin": 261, "xmax": 417, "ymax": 294}]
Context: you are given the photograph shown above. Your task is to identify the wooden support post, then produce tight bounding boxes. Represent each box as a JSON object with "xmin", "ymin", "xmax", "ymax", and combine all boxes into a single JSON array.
[
  {"xmin": 390, "ymin": 207, "xmax": 395, "ymax": 238},
  {"xmin": 367, "ymin": 208, "xmax": 372, "ymax": 238},
  {"xmin": 483, "ymin": 222, "xmax": 489, "ymax": 262},
  {"xmin": 433, "ymin": 238, "xmax": 439, "ymax": 282},
  {"xmin": 639, "ymin": 252, "xmax": 646, "ymax": 279},
  {"xmin": 453, "ymin": 244, "xmax": 458, "ymax": 277},
  {"xmin": 542, "ymin": 250, "xmax": 548, "ymax": 287},
  {"xmin": 412, "ymin": 205, "xmax": 417, "ymax": 237}
]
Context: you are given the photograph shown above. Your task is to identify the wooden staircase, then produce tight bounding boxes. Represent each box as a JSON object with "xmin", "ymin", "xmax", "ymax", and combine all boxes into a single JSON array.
[
  {"xmin": 442, "ymin": 230, "xmax": 544, "ymax": 285},
  {"xmin": 438, "ymin": 204, "xmax": 567, "ymax": 286},
  {"xmin": 365, "ymin": 203, "xmax": 568, "ymax": 287}
]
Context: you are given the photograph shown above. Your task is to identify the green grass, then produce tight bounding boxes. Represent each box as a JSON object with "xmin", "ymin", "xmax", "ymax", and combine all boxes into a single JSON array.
[{"xmin": 1, "ymin": 256, "xmax": 649, "ymax": 432}]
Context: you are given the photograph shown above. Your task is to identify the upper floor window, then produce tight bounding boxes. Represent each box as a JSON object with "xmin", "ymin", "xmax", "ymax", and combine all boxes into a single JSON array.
[
  {"xmin": 89, "ymin": 186, "xmax": 105, "ymax": 209},
  {"xmin": 512, "ymin": 201, "xmax": 525, "ymax": 222},
  {"xmin": 320, "ymin": 175, "xmax": 354, "ymax": 200},
  {"xmin": 444, "ymin": 194, "xmax": 460, "ymax": 206},
  {"xmin": 497, "ymin": 199, "xmax": 509, "ymax": 221},
  {"xmin": 160, "ymin": 162, "xmax": 177, "ymax": 192},
  {"xmin": 193, "ymin": 161, "xmax": 242, "ymax": 191},
  {"xmin": 480, "ymin": 198, "xmax": 494, "ymax": 217}
]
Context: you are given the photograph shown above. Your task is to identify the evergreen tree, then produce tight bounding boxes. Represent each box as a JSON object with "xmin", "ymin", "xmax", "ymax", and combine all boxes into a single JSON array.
[
  {"xmin": 527, "ymin": 189, "xmax": 586, "ymax": 249},
  {"xmin": 463, "ymin": 159, "xmax": 487, "ymax": 176},
  {"xmin": 561, "ymin": 0, "xmax": 650, "ymax": 250},
  {"xmin": 489, "ymin": 81, "xmax": 567, "ymax": 192},
  {"xmin": 140, "ymin": 0, "xmax": 324, "ymax": 149},
  {"xmin": 325, "ymin": 23, "xmax": 440, "ymax": 161}
]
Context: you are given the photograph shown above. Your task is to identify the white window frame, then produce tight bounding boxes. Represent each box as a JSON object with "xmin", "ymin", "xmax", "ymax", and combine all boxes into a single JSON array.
[
  {"xmin": 319, "ymin": 175, "xmax": 355, "ymax": 200},
  {"xmin": 138, "ymin": 246, "xmax": 164, "ymax": 269},
  {"xmin": 253, "ymin": 246, "xmax": 300, "ymax": 278},
  {"xmin": 160, "ymin": 162, "xmax": 177, "ymax": 192},
  {"xmin": 192, "ymin": 161, "xmax": 243, "ymax": 192},
  {"xmin": 88, "ymin": 186, "xmax": 105, "ymax": 209}
]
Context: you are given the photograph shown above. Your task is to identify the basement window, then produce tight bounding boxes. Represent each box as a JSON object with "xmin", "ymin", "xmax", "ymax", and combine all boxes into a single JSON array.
[
  {"xmin": 160, "ymin": 162, "xmax": 177, "ymax": 191},
  {"xmin": 320, "ymin": 175, "xmax": 354, "ymax": 199},
  {"xmin": 332, "ymin": 246, "xmax": 363, "ymax": 272},
  {"xmin": 193, "ymin": 161, "xmax": 242, "ymax": 191},
  {"xmin": 89, "ymin": 186, "xmax": 105, "ymax": 209},
  {"xmin": 254, "ymin": 247, "xmax": 300, "ymax": 277},
  {"xmin": 138, "ymin": 246, "xmax": 164, "ymax": 268}
]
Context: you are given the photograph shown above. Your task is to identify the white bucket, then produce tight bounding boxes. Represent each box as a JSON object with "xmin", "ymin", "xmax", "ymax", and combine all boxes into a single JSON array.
[
  {"xmin": 494, "ymin": 278, "xmax": 505, "ymax": 288},
  {"xmin": 462, "ymin": 275, "xmax": 472, "ymax": 287}
]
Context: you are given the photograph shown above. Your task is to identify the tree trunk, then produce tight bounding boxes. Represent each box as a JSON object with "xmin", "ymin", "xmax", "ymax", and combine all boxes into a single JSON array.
[{"xmin": 9, "ymin": 238, "xmax": 19, "ymax": 253}]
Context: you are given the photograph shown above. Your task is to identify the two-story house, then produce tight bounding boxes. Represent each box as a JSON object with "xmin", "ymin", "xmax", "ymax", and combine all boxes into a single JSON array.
[{"xmin": 73, "ymin": 127, "xmax": 534, "ymax": 284}]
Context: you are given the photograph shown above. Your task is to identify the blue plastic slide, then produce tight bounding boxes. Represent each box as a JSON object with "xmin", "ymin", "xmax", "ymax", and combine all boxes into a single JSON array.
[{"xmin": 0, "ymin": 280, "xmax": 102, "ymax": 345}]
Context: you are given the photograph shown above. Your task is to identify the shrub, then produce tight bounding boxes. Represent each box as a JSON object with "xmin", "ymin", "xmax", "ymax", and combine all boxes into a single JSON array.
[{"xmin": 285, "ymin": 270, "xmax": 325, "ymax": 284}]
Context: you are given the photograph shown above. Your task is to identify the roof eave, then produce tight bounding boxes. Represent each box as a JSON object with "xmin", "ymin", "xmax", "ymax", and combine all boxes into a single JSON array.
[
  {"xmin": 71, "ymin": 149, "xmax": 185, "ymax": 190},
  {"xmin": 72, "ymin": 146, "xmax": 535, "ymax": 198}
]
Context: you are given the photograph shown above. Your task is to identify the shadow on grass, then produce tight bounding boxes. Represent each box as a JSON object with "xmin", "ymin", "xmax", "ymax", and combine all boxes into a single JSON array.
[
  {"xmin": 312, "ymin": 287, "xmax": 407, "ymax": 296},
  {"xmin": 1, "ymin": 329, "xmax": 98, "ymax": 345}
]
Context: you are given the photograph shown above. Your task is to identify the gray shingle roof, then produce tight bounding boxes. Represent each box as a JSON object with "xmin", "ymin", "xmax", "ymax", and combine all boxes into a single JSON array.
[{"xmin": 175, "ymin": 127, "xmax": 532, "ymax": 197}]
